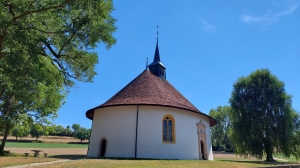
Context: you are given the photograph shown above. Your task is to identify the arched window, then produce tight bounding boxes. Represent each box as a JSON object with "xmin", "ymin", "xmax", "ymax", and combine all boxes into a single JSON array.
[{"xmin": 162, "ymin": 114, "xmax": 175, "ymax": 143}]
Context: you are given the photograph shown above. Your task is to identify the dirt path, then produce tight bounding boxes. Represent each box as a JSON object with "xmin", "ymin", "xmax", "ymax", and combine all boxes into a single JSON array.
[{"xmin": 4, "ymin": 160, "xmax": 72, "ymax": 168}]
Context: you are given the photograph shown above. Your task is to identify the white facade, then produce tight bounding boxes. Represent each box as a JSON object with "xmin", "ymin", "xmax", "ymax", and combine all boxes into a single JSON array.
[{"xmin": 87, "ymin": 105, "xmax": 213, "ymax": 160}]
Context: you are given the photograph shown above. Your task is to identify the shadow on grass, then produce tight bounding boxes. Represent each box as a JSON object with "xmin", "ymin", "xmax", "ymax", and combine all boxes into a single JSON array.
[
  {"xmin": 49, "ymin": 154, "xmax": 86, "ymax": 160},
  {"xmin": 68, "ymin": 142, "xmax": 89, "ymax": 144},
  {"xmin": 86, "ymin": 157, "xmax": 180, "ymax": 160},
  {"xmin": 217, "ymin": 159, "xmax": 299, "ymax": 166},
  {"xmin": 6, "ymin": 139, "xmax": 42, "ymax": 143}
]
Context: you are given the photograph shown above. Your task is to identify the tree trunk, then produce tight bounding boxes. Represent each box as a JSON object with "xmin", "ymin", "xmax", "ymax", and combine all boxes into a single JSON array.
[
  {"xmin": 266, "ymin": 150, "xmax": 274, "ymax": 161},
  {"xmin": 264, "ymin": 141, "xmax": 275, "ymax": 162},
  {"xmin": 0, "ymin": 123, "xmax": 11, "ymax": 155},
  {"xmin": 0, "ymin": 88, "xmax": 5, "ymax": 98}
]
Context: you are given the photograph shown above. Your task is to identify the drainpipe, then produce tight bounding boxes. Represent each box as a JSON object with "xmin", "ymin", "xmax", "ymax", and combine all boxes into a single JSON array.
[{"xmin": 134, "ymin": 105, "xmax": 139, "ymax": 158}]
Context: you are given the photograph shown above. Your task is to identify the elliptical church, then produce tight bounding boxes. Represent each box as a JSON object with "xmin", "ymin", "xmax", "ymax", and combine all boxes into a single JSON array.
[{"xmin": 85, "ymin": 38, "xmax": 216, "ymax": 160}]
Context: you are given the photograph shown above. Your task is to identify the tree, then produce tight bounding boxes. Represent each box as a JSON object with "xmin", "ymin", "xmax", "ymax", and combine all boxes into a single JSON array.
[
  {"xmin": 55, "ymin": 125, "xmax": 65, "ymax": 136},
  {"xmin": 209, "ymin": 106, "xmax": 232, "ymax": 151},
  {"xmin": 11, "ymin": 118, "xmax": 31, "ymax": 140},
  {"xmin": 30, "ymin": 123, "xmax": 45, "ymax": 140},
  {"xmin": 0, "ymin": 72, "xmax": 64, "ymax": 153},
  {"xmin": 0, "ymin": 0, "xmax": 116, "ymax": 88},
  {"xmin": 74, "ymin": 127, "xmax": 90, "ymax": 142},
  {"xmin": 72, "ymin": 124, "xmax": 81, "ymax": 134},
  {"xmin": 46, "ymin": 125, "xmax": 57, "ymax": 136},
  {"xmin": 64, "ymin": 125, "xmax": 73, "ymax": 136},
  {"xmin": 229, "ymin": 69, "xmax": 300, "ymax": 161},
  {"xmin": 0, "ymin": 0, "xmax": 116, "ymax": 154}
]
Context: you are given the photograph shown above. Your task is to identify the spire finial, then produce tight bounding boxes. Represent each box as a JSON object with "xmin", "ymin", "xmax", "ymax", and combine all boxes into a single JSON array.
[
  {"xmin": 157, "ymin": 25, "xmax": 158, "ymax": 40},
  {"xmin": 146, "ymin": 57, "xmax": 148, "ymax": 69}
]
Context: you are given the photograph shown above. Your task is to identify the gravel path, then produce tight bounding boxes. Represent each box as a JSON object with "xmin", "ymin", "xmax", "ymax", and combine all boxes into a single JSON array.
[
  {"xmin": 4, "ymin": 160, "xmax": 72, "ymax": 168},
  {"xmin": 4, "ymin": 148, "xmax": 88, "ymax": 155}
]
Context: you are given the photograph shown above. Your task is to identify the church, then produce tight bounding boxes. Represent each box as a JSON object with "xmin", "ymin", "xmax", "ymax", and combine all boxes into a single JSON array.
[{"xmin": 85, "ymin": 38, "xmax": 217, "ymax": 160}]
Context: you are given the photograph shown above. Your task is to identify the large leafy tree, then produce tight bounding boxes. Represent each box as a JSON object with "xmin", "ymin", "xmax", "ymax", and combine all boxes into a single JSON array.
[
  {"xmin": 0, "ymin": 0, "xmax": 116, "ymax": 154},
  {"xmin": 1, "ymin": 0, "xmax": 116, "ymax": 90},
  {"xmin": 209, "ymin": 106, "xmax": 232, "ymax": 151},
  {"xmin": 229, "ymin": 69, "xmax": 300, "ymax": 161}
]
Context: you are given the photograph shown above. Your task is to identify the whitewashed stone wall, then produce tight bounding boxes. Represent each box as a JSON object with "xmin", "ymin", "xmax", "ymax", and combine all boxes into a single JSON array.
[{"xmin": 87, "ymin": 105, "xmax": 213, "ymax": 160}]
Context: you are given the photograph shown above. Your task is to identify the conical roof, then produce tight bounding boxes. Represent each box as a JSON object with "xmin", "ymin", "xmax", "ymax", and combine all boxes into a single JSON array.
[{"xmin": 86, "ymin": 70, "xmax": 216, "ymax": 126}]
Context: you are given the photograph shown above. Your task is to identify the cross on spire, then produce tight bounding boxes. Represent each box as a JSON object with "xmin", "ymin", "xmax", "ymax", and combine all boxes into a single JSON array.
[{"xmin": 157, "ymin": 25, "xmax": 158, "ymax": 40}]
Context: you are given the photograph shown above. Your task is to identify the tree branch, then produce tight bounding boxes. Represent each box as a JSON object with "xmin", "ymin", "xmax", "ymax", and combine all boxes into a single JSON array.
[
  {"xmin": 43, "ymin": 40, "xmax": 59, "ymax": 58},
  {"xmin": 58, "ymin": 9, "xmax": 84, "ymax": 56},
  {"xmin": 26, "ymin": 0, "xmax": 38, "ymax": 13},
  {"xmin": 53, "ymin": 59, "xmax": 66, "ymax": 71},
  {"xmin": 52, "ymin": 59, "xmax": 77, "ymax": 84},
  {"xmin": 33, "ymin": 27, "xmax": 65, "ymax": 34},
  {"xmin": 5, "ymin": 0, "xmax": 75, "ymax": 30},
  {"xmin": 58, "ymin": 34, "xmax": 76, "ymax": 56}
]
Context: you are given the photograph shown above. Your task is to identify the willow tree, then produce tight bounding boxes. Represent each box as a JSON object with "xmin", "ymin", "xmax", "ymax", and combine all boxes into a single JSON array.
[
  {"xmin": 229, "ymin": 69, "xmax": 300, "ymax": 161},
  {"xmin": 0, "ymin": 0, "xmax": 116, "ymax": 154}
]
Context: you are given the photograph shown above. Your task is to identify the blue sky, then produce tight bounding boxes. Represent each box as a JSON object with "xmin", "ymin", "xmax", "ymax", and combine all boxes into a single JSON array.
[{"xmin": 55, "ymin": 0, "xmax": 300, "ymax": 128}]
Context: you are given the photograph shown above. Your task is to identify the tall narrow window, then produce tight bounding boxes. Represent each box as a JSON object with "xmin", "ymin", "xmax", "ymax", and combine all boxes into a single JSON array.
[
  {"xmin": 162, "ymin": 114, "xmax": 175, "ymax": 142},
  {"xmin": 163, "ymin": 120, "xmax": 167, "ymax": 141}
]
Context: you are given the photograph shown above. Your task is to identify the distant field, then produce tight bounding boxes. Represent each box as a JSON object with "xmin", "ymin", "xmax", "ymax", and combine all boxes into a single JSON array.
[
  {"xmin": 3, "ymin": 136, "xmax": 88, "ymax": 156},
  {"xmin": 5, "ymin": 142, "xmax": 88, "ymax": 148},
  {"xmin": 1, "ymin": 136, "xmax": 89, "ymax": 143},
  {"xmin": 1, "ymin": 136, "xmax": 88, "ymax": 148}
]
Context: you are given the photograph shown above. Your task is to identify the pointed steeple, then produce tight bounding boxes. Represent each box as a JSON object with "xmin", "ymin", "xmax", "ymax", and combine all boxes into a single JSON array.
[
  {"xmin": 153, "ymin": 39, "xmax": 160, "ymax": 62},
  {"xmin": 148, "ymin": 26, "xmax": 166, "ymax": 79}
]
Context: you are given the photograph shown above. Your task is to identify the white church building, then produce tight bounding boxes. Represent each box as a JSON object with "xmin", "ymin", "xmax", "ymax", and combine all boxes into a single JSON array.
[{"xmin": 85, "ymin": 38, "xmax": 217, "ymax": 160}]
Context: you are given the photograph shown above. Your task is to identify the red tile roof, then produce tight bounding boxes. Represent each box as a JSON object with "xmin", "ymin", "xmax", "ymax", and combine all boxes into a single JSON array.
[{"xmin": 86, "ymin": 70, "xmax": 216, "ymax": 126}]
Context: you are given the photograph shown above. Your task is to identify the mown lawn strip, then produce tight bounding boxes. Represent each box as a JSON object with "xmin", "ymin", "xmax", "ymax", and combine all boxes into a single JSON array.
[
  {"xmin": 5, "ymin": 142, "xmax": 88, "ymax": 148},
  {"xmin": 30, "ymin": 158, "xmax": 300, "ymax": 168}
]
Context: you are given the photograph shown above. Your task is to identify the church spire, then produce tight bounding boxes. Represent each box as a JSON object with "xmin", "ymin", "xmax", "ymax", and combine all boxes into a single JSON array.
[
  {"xmin": 153, "ymin": 38, "xmax": 160, "ymax": 62},
  {"xmin": 148, "ymin": 26, "xmax": 166, "ymax": 79},
  {"xmin": 153, "ymin": 26, "xmax": 160, "ymax": 62}
]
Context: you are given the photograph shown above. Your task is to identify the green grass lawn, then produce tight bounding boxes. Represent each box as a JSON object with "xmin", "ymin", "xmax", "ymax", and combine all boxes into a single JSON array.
[
  {"xmin": 30, "ymin": 158, "xmax": 300, "ymax": 168},
  {"xmin": 5, "ymin": 142, "xmax": 88, "ymax": 148},
  {"xmin": 0, "ymin": 154, "xmax": 299, "ymax": 168}
]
